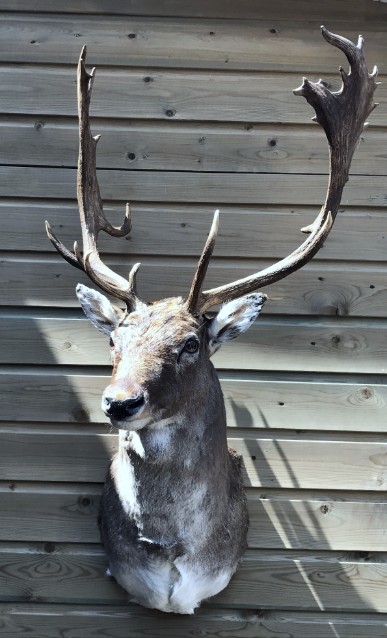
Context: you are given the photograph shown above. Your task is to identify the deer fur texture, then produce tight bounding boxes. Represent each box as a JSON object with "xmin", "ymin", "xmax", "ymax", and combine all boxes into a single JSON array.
[{"xmin": 77, "ymin": 286, "xmax": 265, "ymax": 613}]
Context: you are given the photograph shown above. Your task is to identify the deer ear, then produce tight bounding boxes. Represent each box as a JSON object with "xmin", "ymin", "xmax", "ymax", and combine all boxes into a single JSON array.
[
  {"xmin": 207, "ymin": 293, "xmax": 266, "ymax": 355},
  {"xmin": 76, "ymin": 284, "xmax": 125, "ymax": 336}
]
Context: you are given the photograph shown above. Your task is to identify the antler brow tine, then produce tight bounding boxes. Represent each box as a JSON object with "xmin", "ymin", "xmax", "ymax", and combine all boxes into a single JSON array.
[
  {"xmin": 46, "ymin": 46, "xmax": 139, "ymax": 310},
  {"xmin": 187, "ymin": 27, "xmax": 378, "ymax": 314}
]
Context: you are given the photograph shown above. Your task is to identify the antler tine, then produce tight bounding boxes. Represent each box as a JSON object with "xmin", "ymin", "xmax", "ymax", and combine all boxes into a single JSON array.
[
  {"xmin": 46, "ymin": 47, "xmax": 138, "ymax": 310},
  {"xmin": 197, "ymin": 209, "xmax": 333, "ymax": 314},
  {"xmin": 186, "ymin": 209, "xmax": 219, "ymax": 314},
  {"xmin": 189, "ymin": 27, "xmax": 378, "ymax": 314},
  {"xmin": 45, "ymin": 220, "xmax": 84, "ymax": 271}
]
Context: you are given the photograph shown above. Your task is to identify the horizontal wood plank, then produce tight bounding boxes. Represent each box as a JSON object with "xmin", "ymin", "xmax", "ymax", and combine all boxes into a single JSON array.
[
  {"xmin": 1, "ymin": 372, "xmax": 385, "ymax": 431},
  {"xmin": 0, "ymin": 0, "xmax": 384, "ymax": 22},
  {"xmin": 1, "ymin": 427, "xmax": 387, "ymax": 490},
  {"xmin": 2, "ymin": 1, "xmax": 387, "ymax": 627},
  {"xmin": 0, "ymin": 15, "xmax": 385, "ymax": 72},
  {"xmin": 1, "ymin": 167, "xmax": 386, "ymax": 207},
  {"xmin": 2, "ymin": 604, "xmax": 387, "ymax": 638},
  {"xmin": 248, "ymin": 493, "xmax": 387, "ymax": 550},
  {"xmin": 2, "ymin": 256, "xmax": 387, "ymax": 317},
  {"xmin": 2, "ymin": 201, "xmax": 387, "ymax": 262},
  {"xmin": 224, "ymin": 549, "xmax": 387, "ymax": 611},
  {"xmin": 0, "ymin": 602, "xmax": 263, "ymax": 638},
  {"xmin": 1, "ymin": 543, "xmax": 387, "ymax": 611},
  {"xmin": 2, "ymin": 485, "xmax": 387, "ymax": 551},
  {"xmin": 237, "ymin": 436, "xmax": 387, "ymax": 491},
  {"xmin": 2, "ymin": 314, "xmax": 387, "ymax": 375},
  {"xmin": 0, "ymin": 66, "xmax": 385, "ymax": 125},
  {"xmin": 2, "ymin": 117, "xmax": 385, "ymax": 175},
  {"xmin": 0, "ymin": 485, "xmax": 101, "ymax": 545}
]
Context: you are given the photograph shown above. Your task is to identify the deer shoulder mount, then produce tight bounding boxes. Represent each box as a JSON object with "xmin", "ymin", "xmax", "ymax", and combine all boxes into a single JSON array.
[{"xmin": 46, "ymin": 28, "xmax": 378, "ymax": 614}]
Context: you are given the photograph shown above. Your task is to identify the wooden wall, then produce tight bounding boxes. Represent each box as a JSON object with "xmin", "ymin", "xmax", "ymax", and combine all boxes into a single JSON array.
[{"xmin": 1, "ymin": 1, "xmax": 387, "ymax": 636}]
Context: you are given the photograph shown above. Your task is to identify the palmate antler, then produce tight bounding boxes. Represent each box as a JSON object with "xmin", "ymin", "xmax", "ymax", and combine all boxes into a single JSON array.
[
  {"xmin": 46, "ymin": 28, "xmax": 378, "ymax": 315},
  {"xmin": 186, "ymin": 26, "xmax": 379, "ymax": 314}
]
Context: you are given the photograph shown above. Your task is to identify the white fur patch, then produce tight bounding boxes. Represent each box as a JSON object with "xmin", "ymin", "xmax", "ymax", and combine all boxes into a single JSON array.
[
  {"xmin": 112, "ymin": 560, "xmax": 173, "ymax": 612},
  {"xmin": 111, "ymin": 418, "xmax": 181, "ymax": 529},
  {"xmin": 111, "ymin": 445, "xmax": 142, "ymax": 527},
  {"xmin": 76, "ymin": 283, "xmax": 122, "ymax": 336},
  {"xmin": 170, "ymin": 560, "xmax": 232, "ymax": 614},
  {"xmin": 208, "ymin": 293, "xmax": 266, "ymax": 354},
  {"xmin": 113, "ymin": 415, "xmax": 152, "ymax": 431},
  {"xmin": 111, "ymin": 558, "xmax": 233, "ymax": 615},
  {"xmin": 123, "ymin": 431, "xmax": 145, "ymax": 458}
]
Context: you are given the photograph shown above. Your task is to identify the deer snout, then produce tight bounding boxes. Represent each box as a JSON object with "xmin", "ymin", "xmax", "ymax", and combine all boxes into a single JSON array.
[{"xmin": 102, "ymin": 394, "xmax": 145, "ymax": 421}]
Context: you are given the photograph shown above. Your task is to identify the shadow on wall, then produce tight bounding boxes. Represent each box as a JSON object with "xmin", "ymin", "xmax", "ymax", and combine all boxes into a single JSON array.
[
  {"xmin": 226, "ymin": 398, "xmax": 379, "ymax": 623},
  {"xmin": 0, "ymin": 309, "xmax": 377, "ymax": 635},
  {"xmin": 0, "ymin": 306, "xmax": 113, "ymax": 586}
]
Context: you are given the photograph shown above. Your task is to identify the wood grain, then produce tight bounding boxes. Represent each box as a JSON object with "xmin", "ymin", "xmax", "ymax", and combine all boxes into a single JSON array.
[
  {"xmin": 1, "ymin": 604, "xmax": 387, "ymax": 638},
  {"xmin": 2, "ymin": 256, "xmax": 387, "ymax": 317},
  {"xmin": 2, "ymin": 484, "xmax": 387, "ymax": 551},
  {"xmin": 1, "ymin": 427, "xmax": 387, "ymax": 490},
  {"xmin": 0, "ymin": 484, "xmax": 102, "ymax": 544},
  {"xmin": 0, "ymin": 602, "xmax": 264, "ymax": 638},
  {"xmin": 235, "ymin": 436, "xmax": 387, "ymax": 491},
  {"xmin": 0, "ymin": 15, "xmax": 385, "ymax": 72},
  {"xmin": 1, "ymin": 167, "xmax": 386, "ymax": 206},
  {"xmin": 0, "ymin": 0, "xmax": 385, "ymax": 22},
  {"xmin": 2, "ymin": 117, "xmax": 385, "ymax": 175},
  {"xmin": 2, "ymin": 313, "xmax": 387, "ymax": 374},
  {"xmin": 1, "ymin": 543, "xmax": 387, "ymax": 611},
  {"xmin": 1, "ymin": 1, "xmax": 386, "ymax": 627},
  {"xmin": 3, "ymin": 201, "xmax": 387, "ymax": 263},
  {"xmin": 248, "ymin": 492, "xmax": 387, "ymax": 550},
  {"xmin": 0, "ymin": 66, "xmax": 385, "ymax": 124},
  {"xmin": 1, "ymin": 372, "xmax": 386, "ymax": 431}
]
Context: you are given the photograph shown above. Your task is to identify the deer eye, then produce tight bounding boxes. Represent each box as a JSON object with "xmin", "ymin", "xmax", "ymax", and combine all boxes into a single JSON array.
[
  {"xmin": 183, "ymin": 337, "xmax": 199, "ymax": 354},
  {"xmin": 109, "ymin": 337, "xmax": 114, "ymax": 348}
]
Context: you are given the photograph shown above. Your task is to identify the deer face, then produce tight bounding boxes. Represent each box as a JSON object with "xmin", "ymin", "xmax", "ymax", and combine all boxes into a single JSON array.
[{"xmin": 76, "ymin": 284, "xmax": 266, "ymax": 429}]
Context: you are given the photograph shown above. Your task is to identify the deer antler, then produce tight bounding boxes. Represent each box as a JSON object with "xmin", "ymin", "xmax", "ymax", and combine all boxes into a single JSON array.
[
  {"xmin": 186, "ymin": 26, "xmax": 379, "ymax": 315},
  {"xmin": 46, "ymin": 47, "xmax": 139, "ymax": 310}
]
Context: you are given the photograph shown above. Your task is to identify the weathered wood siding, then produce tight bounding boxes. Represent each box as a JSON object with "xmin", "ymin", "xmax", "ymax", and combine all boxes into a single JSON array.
[{"xmin": 1, "ymin": 1, "xmax": 387, "ymax": 636}]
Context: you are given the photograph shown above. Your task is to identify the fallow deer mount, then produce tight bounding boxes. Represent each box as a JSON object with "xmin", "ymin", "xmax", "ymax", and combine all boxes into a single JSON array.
[{"xmin": 46, "ymin": 28, "xmax": 378, "ymax": 614}]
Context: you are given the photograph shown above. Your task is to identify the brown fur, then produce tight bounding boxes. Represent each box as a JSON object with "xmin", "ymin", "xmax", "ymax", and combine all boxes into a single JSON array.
[{"xmin": 76, "ymin": 286, "xmax": 266, "ymax": 613}]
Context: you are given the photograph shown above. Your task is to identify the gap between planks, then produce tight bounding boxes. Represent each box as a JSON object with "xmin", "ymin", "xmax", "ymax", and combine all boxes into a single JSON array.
[{"xmin": 2, "ymin": 479, "xmax": 387, "ymax": 502}]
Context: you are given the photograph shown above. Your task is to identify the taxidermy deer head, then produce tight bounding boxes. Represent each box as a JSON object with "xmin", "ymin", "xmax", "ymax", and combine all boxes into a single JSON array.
[{"xmin": 46, "ymin": 27, "xmax": 378, "ymax": 614}]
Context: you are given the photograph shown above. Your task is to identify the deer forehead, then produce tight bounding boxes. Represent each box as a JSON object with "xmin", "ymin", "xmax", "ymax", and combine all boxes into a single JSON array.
[{"xmin": 114, "ymin": 298, "xmax": 201, "ymax": 350}]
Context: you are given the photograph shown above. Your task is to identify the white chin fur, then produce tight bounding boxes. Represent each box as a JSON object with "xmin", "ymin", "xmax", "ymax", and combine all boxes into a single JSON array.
[
  {"xmin": 109, "ymin": 416, "xmax": 152, "ymax": 431},
  {"xmin": 109, "ymin": 414, "xmax": 179, "ymax": 435}
]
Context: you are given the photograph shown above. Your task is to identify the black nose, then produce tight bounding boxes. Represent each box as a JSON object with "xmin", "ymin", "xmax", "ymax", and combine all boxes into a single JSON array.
[{"xmin": 103, "ymin": 395, "xmax": 145, "ymax": 420}]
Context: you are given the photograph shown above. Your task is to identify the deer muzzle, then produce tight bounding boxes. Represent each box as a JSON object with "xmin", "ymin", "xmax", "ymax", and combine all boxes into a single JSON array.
[{"xmin": 102, "ymin": 394, "xmax": 145, "ymax": 421}]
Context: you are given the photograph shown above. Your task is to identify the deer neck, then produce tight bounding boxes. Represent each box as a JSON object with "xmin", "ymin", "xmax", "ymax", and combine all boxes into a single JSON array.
[
  {"xmin": 117, "ymin": 363, "xmax": 228, "ymax": 470},
  {"xmin": 109, "ymin": 365, "xmax": 232, "ymax": 546}
]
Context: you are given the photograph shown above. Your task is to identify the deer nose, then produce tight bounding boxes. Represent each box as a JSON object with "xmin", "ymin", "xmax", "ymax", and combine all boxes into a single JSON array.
[{"xmin": 103, "ymin": 394, "xmax": 145, "ymax": 420}]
